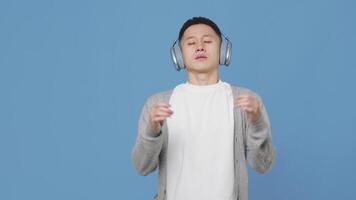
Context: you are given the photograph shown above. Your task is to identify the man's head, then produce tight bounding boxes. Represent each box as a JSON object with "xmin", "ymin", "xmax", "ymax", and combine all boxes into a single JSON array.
[{"xmin": 178, "ymin": 17, "xmax": 222, "ymax": 73}]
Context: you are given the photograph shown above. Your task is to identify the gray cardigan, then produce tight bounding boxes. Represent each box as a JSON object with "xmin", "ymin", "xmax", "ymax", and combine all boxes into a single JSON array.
[{"xmin": 132, "ymin": 85, "xmax": 276, "ymax": 200}]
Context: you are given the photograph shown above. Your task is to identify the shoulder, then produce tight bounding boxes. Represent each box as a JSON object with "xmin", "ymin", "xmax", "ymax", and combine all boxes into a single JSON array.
[
  {"xmin": 146, "ymin": 89, "xmax": 174, "ymax": 105},
  {"xmin": 229, "ymin": 84, "xmax": 262, "ymax": 101},
  {"xmin": 230, "ymin": 84, "xmax": 257, "ymax": 96}
]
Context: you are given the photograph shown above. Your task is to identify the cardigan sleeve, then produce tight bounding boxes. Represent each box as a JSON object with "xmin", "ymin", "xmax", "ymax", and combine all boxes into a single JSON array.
[
  {"xmin": 131, "ymin": 95, "xmax": 165, "ymax": 176},
  {"xmin": 242, "ymin": 92, "xmax": 276, "ymax": 173}
]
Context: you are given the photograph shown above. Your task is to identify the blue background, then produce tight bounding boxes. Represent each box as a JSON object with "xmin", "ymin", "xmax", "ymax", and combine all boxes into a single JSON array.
[{"xmin": 1, "ymin": 0, "xmax": 355, "ymax": 199}]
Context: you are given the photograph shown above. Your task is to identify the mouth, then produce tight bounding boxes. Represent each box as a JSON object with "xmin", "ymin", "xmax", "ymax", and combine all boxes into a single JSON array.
[{"xmin": 195, "ymin": 54, "xmax": 208, "ymax": 60}]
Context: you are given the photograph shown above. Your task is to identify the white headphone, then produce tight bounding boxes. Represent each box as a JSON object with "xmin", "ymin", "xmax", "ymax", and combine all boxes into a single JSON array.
[{"xmin": 170, "ymin": 34, "xmax": 232, "ymax": 71}]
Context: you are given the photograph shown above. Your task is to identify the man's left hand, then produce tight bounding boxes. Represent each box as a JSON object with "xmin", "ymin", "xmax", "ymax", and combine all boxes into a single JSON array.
[{"xmin": 234, "ymin": 94, "xmax": 262, "ymax": 123}]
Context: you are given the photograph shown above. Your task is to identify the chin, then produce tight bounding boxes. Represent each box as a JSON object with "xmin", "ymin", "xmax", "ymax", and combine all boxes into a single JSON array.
[{"xmin": 188, "ymin": 66, "xmax": 215, "ymax": 73}]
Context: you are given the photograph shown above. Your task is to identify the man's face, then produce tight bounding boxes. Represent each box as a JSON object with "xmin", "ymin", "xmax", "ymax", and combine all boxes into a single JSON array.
[{"xmin": 180, "ymin": 24, "xmax": 221, "ymax": 73}]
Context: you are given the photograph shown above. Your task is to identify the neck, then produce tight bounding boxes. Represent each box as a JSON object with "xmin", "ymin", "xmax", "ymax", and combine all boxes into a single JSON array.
[{"xmin": 186, "ymin": 68, "xmax": 219, "ymax": 86}]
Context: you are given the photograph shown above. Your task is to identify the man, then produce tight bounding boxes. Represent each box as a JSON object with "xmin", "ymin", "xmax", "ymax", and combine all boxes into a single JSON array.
[{"xmin": 132, "ymin": 17, "xmax": 276, "ymax": 200}]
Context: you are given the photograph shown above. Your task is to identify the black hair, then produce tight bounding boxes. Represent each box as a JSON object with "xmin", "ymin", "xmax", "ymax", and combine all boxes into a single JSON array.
[{"xmin": 178, "ymin": 16, "xmax": 222, "ymax": 41}]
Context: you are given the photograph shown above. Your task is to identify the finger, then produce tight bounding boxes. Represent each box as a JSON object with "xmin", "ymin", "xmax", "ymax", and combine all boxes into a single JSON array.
[
  {"xmin": 156, "ymin": 107, "xmax": 174, "ymax": 114},
  {"xmin": 235, "ymin": 96, "xmax": 253, "ymax": 104},
  {"xmin": 238, "ymin": 106, "xmax": 256, "ymax": 116},
  {"xmin": 235, "ymin": 97, "xmax": 248, "ymax": 103},
  {"xmin": 237, "ymin": 105, "xmax": 248, "ymax": 113},
  {"xmin": 150, "ymin": 109, "xmax": 172, "ymax": 121},
  {"xmin": 153, "ymin": 116, "xmax": 170, "ymax": 122},
  {"xmin": 154, "ymin": 111, "xmax": 173, "ymax": 117},
  {"xmin": 235, "ymin": 101, "xmax": 252, "ymax": 108},
  {"xmin": 236, "ymin": 103, "xmax": 257, "ymax": 113},
  {"xmin": 154, "ymin": 108, "xmax": 172, "ymax": 114},
  {"xmin": 156, "ymin": 102, "xmax": 171, "ymax": 108},
  {"xmin": 236, "ymin": 94, "xmax": 251, "ymax": 100},
  {"xmin": 237, "ymin": 94, "xmax": 259, "ymax": 102},
  {"xmin": 236, "ymin": 97, "xmax": 259, "ymax": 105},
  {"xmin": 152, "ymin": 112, "xmax": 172, "ymax": 117},
  {"xmin": 235, "ymin": 99, "xmax": 251, "ymax": 106},
  {"xmin": 242, "ymin": 107, "xmax": 255, "ymax": 113}
]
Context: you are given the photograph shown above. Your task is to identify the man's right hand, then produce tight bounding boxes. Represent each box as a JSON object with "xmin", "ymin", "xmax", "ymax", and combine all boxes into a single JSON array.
[{"xmin": 149, "ymin": 103, "xmax": 173, "ymax": 136}]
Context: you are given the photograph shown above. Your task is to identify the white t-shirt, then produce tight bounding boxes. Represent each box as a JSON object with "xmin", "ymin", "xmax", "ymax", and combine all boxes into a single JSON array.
[{"xmin": 166, "ymin": 80, "xmax": 235, "ymax": 200}]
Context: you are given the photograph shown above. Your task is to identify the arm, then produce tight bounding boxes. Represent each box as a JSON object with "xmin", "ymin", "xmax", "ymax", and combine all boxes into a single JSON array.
[
  {"xmin": 131, "ymin": 97, "xmax": 164, "ymax": 176},
  {"xmin": 244, "ymin": 100, "xmax": 276, "ymax": 173}
]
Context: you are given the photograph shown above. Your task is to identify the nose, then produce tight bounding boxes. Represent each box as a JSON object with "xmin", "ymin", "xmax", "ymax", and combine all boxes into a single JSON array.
[
  {"xmin": 195, "ymin": 41, "xmax": 205, "ymax": 53},
  {"xmin": 196, "ymin": 48, "xmax": 205, "ymax": 53}
]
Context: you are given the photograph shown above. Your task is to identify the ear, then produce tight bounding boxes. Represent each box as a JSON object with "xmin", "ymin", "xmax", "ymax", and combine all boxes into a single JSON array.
[
  {"xmin": 170, "ymin": 41, "xmax": 185, "ymax": 71},
  {"xmin": 219, "ymin": 36, "xmax": 232, "ymax": 66}
]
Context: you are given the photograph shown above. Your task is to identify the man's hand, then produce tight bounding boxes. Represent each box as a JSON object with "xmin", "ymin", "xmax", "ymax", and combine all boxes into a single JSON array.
[
  {"xmin": 234, "ymin": 94, "xmax": 261, "ymax": 123},
  {"xmin": 149, "ymin": 103, "xmax": 173, "ymax": 135}
]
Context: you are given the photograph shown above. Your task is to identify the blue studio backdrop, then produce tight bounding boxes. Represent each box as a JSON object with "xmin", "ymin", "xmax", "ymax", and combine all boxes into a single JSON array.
[{"xmin": 1, "ymin": 0, "xmax": 355, "ymax": 199}]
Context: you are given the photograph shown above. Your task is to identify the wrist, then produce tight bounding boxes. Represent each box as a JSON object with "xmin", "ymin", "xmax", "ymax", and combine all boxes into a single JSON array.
[{"xmin": 148, "ymin": 123, "xmax": 161, "ymax": 137}]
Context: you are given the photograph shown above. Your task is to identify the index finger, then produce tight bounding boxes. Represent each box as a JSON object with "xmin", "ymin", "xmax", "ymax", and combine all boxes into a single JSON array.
[
  {"xmin": 156, "ymin": 102, "xmax": 171, "ymax": 108},
  {"xmin": 236, "ymin": 94, "xmax": 250, "ymax": 100}
]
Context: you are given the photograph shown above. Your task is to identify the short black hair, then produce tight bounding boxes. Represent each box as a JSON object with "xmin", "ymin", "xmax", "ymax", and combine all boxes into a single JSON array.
[{"xmin": 178, "ymin": 16, "xmax": 222, "ymax": 41}]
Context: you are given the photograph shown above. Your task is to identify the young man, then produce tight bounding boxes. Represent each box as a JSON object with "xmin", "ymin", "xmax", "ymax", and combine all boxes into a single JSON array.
[{"xmin": 132, "ymin": 17, "xmax": 276, "ymax": 200}]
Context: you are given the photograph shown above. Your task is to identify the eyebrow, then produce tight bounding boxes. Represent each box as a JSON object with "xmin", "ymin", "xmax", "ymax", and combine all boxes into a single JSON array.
[{"xmin": 182, "ymin": 34, "xmax": 214, "ymax": 41}]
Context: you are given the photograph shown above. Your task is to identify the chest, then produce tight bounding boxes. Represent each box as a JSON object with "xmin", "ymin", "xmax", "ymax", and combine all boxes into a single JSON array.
[{"xmin": 167, "ymin": 88, "xmax": 234, "ymax": 140}]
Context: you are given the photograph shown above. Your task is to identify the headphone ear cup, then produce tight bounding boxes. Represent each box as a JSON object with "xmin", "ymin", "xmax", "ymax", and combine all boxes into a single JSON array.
[
  {"xmin": 219, "ymin": 37, "xmax": 232, "ymax": 66},
  {"xmin": 170, "ymin": 44, "xmax": 185, "ymax": 71}
]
